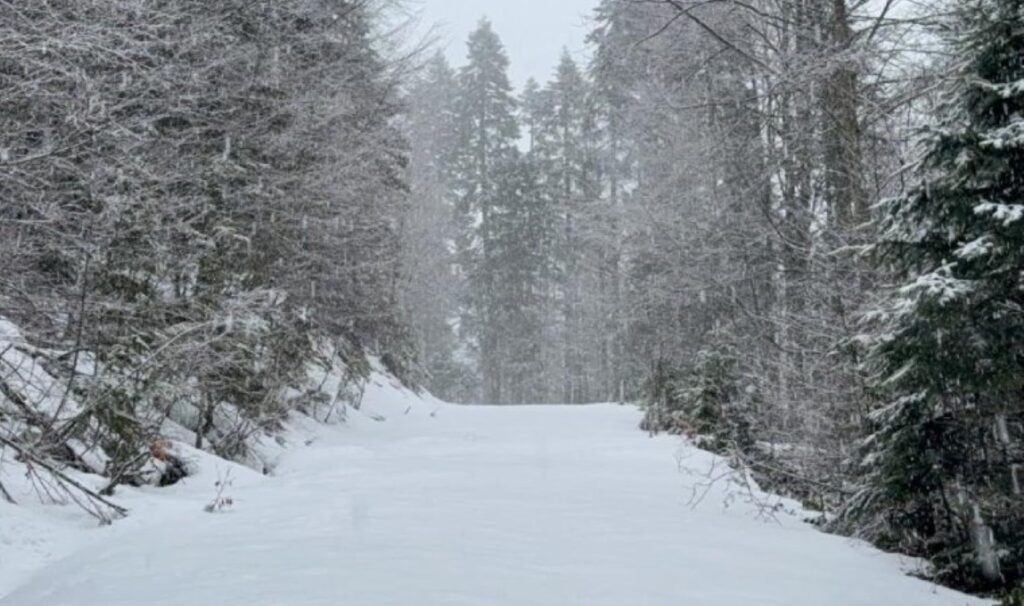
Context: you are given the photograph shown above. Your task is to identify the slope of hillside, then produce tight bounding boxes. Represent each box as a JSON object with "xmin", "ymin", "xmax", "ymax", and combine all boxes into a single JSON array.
[{"xmin": 0, "ymin": 362, "xmax": 439, "ymax": 599}]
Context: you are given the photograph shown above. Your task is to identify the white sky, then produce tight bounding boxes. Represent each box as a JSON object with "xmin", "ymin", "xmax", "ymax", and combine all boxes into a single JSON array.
[
  {"xmin": 402, "ymin": 0, "xmax": 925, "ymax": 94},
  {"xmin": 410, "ymin": 0, "xmax": 599, "ymax": 92}
]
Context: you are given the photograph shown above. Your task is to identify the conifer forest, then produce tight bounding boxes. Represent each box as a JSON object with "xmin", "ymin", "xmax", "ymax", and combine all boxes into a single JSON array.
[{"xmin": 1, "ymin": 0, "xmax": 1023, "ymax": 603}]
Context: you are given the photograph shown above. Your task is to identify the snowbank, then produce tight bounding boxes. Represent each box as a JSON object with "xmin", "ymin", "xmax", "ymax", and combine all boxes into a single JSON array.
[{"xmin": 0, "ymin": 337, "xmax": 437, "ymax": 599}]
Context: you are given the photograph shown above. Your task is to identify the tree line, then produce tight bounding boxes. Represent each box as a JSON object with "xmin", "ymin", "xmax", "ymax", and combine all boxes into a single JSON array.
[
  {"xmin": 1, "ymin": 0, "xmax": 410, "ymax": 510},
  {"xmin": 402, "ymin": 0, "xmax": 1024, "ymax": 595}
]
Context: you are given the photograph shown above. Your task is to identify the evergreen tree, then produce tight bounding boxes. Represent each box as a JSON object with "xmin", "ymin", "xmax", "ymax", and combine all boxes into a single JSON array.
[
  {"xmin": 453, "ymin": 19, "xmax": 521, "ymax": 403},
  {"xmin": 551, "ymin": 52, "xmax": 593, "ymax": 405},
  {"xmin": 843, "ymin": 1, "xmax": 1024, "ymax": 589},
  {"xmin": 588, "ymin": 0, "xmax": 647, "ymax": 402},
  {"xmin": 530, "ymin": 52, "xmax": 601, "ymax": 403},
  {"xmin": 486, "ymin": 154, "xmax": 553, "ymax": 403},
  {"xmin": 402, "ymin": 53, "xmax": 473, "ymax": 401}
]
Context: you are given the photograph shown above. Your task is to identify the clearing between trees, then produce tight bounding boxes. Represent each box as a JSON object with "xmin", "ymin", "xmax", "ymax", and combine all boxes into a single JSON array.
[{"xmin": 1, "ymin": 381, "xmax": 990, "ymax": 606}]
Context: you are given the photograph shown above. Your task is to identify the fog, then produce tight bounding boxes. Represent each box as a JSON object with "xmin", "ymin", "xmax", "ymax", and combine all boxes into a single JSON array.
[{"xmin": 413, "ymin": 0, "xmax": 598, "ymax": 89}]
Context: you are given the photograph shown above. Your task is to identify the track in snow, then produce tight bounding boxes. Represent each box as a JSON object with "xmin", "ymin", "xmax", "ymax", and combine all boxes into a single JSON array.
[{"xmin": 1, "ymin": 403, "xmax": 990, "ymax": 606}]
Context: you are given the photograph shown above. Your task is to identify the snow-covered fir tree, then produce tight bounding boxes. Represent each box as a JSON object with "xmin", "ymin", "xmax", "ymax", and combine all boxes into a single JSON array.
[
  {"xmin": 451, "ymin": 19, "xmax": 522, "ymax": 403},
  {"xmin": 844, "ymin": 0, "xmax": 1024, "ymax": 588},
  {"xmin": 484, "ymin": 153, "xmax": 554, "ymax": 403}
]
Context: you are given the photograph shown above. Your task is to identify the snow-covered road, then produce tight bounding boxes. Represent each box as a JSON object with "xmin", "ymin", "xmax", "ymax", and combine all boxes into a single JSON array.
[{"xmin": 1, "ymin": 400, "xmax": 990, "ymax": 605}]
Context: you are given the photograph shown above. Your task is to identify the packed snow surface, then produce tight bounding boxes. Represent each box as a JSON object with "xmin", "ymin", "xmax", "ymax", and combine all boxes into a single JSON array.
[{"xmin": 1, "ymin": 388, "xmax": 991, "ymax": 605}]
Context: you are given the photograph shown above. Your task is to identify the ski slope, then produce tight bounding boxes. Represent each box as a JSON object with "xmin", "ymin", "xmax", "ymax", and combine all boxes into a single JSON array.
[{"xmin": 1, "ymin": 390, "xmax": 991, "ymax": 605}]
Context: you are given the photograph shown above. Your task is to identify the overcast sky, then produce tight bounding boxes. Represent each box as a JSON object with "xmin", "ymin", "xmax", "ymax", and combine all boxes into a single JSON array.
[{"xmin": 411, "ymin": 0, "xmax": 599, "ymax": 92}]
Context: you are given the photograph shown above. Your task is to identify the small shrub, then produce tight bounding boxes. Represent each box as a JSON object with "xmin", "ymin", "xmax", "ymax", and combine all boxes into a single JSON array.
[{"xmin": 203, "ymin": 470, "xmax": 235, "ymax": 513}]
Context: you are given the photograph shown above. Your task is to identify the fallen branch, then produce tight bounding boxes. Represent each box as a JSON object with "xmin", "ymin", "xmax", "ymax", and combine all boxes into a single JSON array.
[{"xmin": 0, "ymin": 434, "xmax": 128, "ymax": 521}]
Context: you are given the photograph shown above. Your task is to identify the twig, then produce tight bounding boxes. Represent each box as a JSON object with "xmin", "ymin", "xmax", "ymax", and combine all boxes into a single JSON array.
[
  {"xmin": 99, "ymin": 448, "xmax": 151, "ymax": 496},
  {"xmin": 0, "ymin": 434, "xmax": 128, "ymax": 520},
  {"xmin": 204, "ymin": 468, "xmax": 234, "ymax": 513}
]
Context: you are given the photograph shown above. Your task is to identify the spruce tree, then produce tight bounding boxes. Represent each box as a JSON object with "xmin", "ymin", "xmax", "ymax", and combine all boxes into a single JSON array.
[
  {"xmin": 486, "ymin": 154, "xmax": 553, "ymax": 403},
  {"xmin": 844, "ymin": 0, "xmax": 1024, "ymax": 589},
  {"xmin": 530, "ymin": 52, "xmax": 600, "ymax": 404},
  {"xmin": 453, "ymin": 19, "xmax": 520, "ymax": 403},
  {"xmin": 403, "ymin": 54, "xmax": 471, "ymax": 401},
  {"xmin": 588, "ymin": 1, "xmax": 645, "ymax": 402}
]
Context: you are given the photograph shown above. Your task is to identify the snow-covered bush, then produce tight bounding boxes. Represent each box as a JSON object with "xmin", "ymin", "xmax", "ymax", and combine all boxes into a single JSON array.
[{"xmin": 0, "ymin": 0, "xmax": 416, "ymax": 518}]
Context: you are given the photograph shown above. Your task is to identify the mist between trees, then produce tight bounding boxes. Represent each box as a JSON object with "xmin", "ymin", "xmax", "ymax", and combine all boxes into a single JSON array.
[
  {"xmin": 0, "ymin": 0, "xmax": 1021, "ymax": 599},
  {"xmin": 402, "ymin": 0, "xmax": 1024, "ymax": 596}
]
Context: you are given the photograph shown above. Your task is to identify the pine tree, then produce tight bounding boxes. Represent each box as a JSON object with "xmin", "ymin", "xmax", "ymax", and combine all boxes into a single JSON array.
[
  {"xmin": 452, "ymin": 19, "xmax": 521, "ymax": 403},
  {"xmin": 486, "ymin": 154, "xmax": 553, "ymax": 403},
  {"xmin": 588, "ymin": 0, "xmax": 647, "ymax": 402},
  {"xmin": 530, "ymin": 52, "xmax": 601, "ymax": 404},
  {"xmin": 402, "ymin": 53, "xmax": 474, "ymax": 401},
  {"xmin": 844, "ymin": 0, "xmax": 1024, "ymax": 589}
]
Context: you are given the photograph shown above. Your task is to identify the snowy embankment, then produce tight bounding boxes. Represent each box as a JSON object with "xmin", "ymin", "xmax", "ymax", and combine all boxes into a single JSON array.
[
  {"xmin": 2, "ymin": 390, "xmax": 992, "ymax": 604},
  {"xmin": 0, "ymin": 358, "xmax": 432, "ymax": 596}
]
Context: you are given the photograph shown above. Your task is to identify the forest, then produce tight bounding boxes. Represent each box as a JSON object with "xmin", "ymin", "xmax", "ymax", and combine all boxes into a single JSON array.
[{"xmin": 1, "ymin": 0, "xmax": 1022, "ymax": 600}]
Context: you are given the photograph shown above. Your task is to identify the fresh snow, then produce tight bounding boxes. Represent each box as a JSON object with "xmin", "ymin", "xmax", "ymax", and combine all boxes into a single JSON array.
[
  {"xmin": 976, "ymin": 201, "xmax": 1024, "ymax": 227},
  {"xmin": 1, "ymin": 379, "xmax": 992, "ymax": 606}
]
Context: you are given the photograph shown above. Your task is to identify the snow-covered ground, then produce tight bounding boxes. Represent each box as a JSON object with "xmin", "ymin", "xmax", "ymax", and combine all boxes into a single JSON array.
[{"xmin": 1, "ymin": 379, "xmax": 992, "ymax": 605}]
